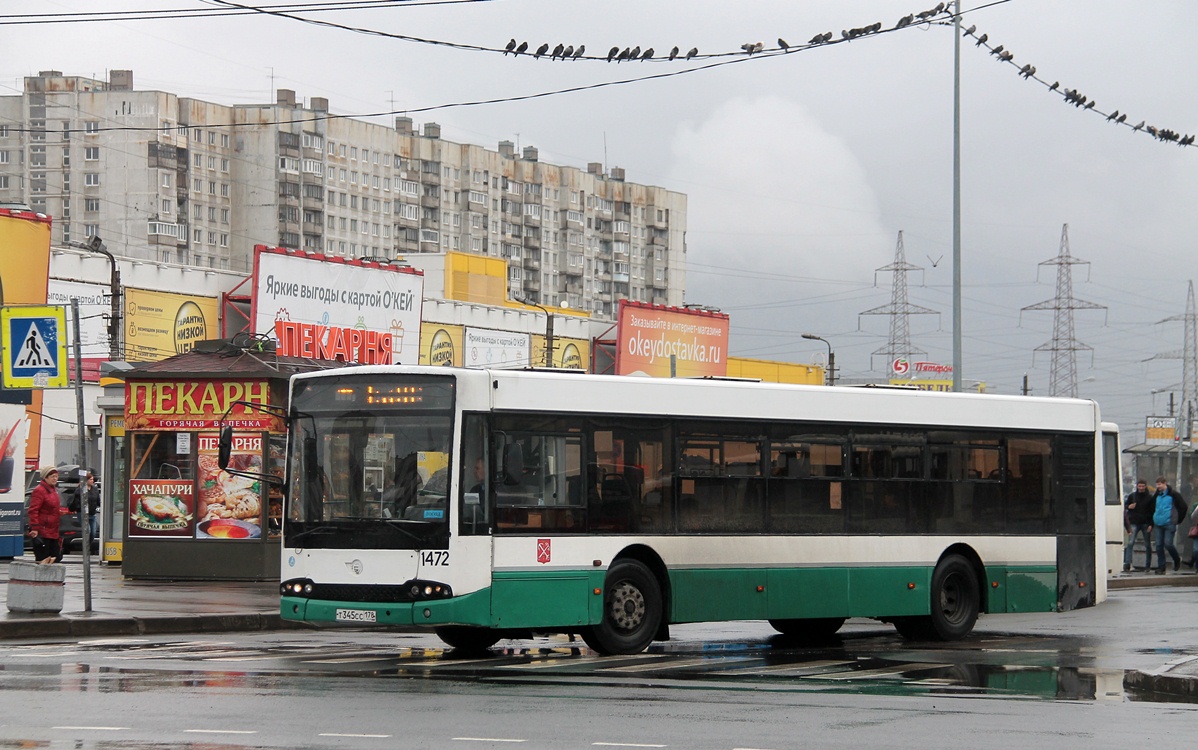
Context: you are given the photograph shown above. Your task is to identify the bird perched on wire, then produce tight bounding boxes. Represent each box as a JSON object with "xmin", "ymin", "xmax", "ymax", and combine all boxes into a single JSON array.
[
  {"xmin": 515, "ymin": 41, "xmax": 528, "ymax": 55},
  {"xmin": 617, "ymin": 47, "xmax": 631, "ymax": 62},
  {"xmin": 533, "ymin": 43, "xmax": 549, "ymax": 58},
  {"xmin": 974, "ymin": 33, "xmax": 988, "ymax": 46},
  {"xmin": 989, "ymin": 44, "xmax": 1004, "ymax": 56},
  {"xmin": 550, "ymin": 43, "xmax": 564, "ymax": 60},
  {"xmin": 963, "ymin": 24, "xmax": 976, "ymax": 36},
  {"xmin": 741, "ymin": 42, "xmax": 763, "ymax": 54},
  {"xmin": 629, "ymin": 45, "xmax": 641, "ymax": 59},
  {"xmin": 1106, "ymin": 110, "xmax": 1120, "ymax": 122},
  {"xmin": 1132, "ymin": 121, "xmax": 1145, "ymax": 132},
  {"xmin": 686, "ymin": 47, "xmax": 699, "ymax": 59},
  {"xmin": 668, "ymin": 46, "xmax": 679, "ymax": 60},
  {"xmin": 896, "ymin": 14, "xmax": 915, "ymax": 29},
  {"xmin": 1116, "ymin": 114, "xmax": 1126, "ymax": 124},
  {"xmin": 607, "ymin": 46, "xmax": 619, "ymax": 62},
  {"xmin": 778, "ymin": 38, "xmax": 789, "ymax": 50},
  {"xmin": 572, "ymin": 45, "xmax": 585, "ymax": 59},
  {"xmin": 1048, "ymin": 81, "xmax": 1059, "ymax": 91},
  {"xmin": 997, "ymin": 50, "xmax": 1013, "ymax": 62},
  {"xmin": 641, "ymin": 47, "xmax": 654, "ymax": 60},
  {"xmin": 504, "ymin": 38, "xmax": 517, "ymax": 55},
  {"xmin": 562, "ymin": 45, "xmax": 573, "ymax": 60},
  {"xmin": 809, "ymin": 32, "xmax": 826, "ymax": 44}
]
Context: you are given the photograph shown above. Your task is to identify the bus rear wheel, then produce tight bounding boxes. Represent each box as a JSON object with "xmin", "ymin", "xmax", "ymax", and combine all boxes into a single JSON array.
[
  {"xmin": 894, "ymin": 554, "xmax": 980, "ymax": 641},
  {"xmin": 435, "ymin": 626, "xmax": 501, "ymax": 653},
  {"xmin": 581, "ymin": 559, "xmax": 663, "ymax": 655},
  {"xmin": 768, "ymin": 617, "xmax": 845, "ymax": 640}
]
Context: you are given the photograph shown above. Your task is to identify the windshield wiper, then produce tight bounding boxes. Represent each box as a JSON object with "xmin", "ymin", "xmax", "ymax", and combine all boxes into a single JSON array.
[{"xmin": 287, "ymin": 524, "xmax": 336, "ymax": 544}]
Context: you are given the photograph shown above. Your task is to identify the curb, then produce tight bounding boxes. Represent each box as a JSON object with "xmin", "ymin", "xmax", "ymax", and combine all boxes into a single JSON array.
[
  {"xmin": 1108, "ymin": 574, "xmax": 1198, "ymax": 590},
  {"xmin": 1124, "ymin": 656, "xmax": 1198, "ymax": 701},
  {"xmin": 0, "ymin": 612, "xmax": 290, "ymax": 640}
]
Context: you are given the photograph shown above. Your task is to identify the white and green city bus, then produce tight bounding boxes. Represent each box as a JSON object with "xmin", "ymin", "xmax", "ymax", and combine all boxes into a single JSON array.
[{"xmin": 273, "ymin": 366, "xmax": 1108, "ymax": 655}]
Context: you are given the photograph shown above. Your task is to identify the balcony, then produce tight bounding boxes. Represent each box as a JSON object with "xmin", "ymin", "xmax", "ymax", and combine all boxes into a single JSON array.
[
  {"xmin": 523, "ymin": 234, "xmax": 540, "ymax": 250},
  {"xmin": 420, "ymin": 194, "xmax": 440, "ymax": 209}
]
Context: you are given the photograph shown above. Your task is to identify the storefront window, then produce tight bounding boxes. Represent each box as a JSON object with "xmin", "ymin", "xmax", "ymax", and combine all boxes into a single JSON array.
[{"xmin": 128, "ymin": 432, "xmax": 197, "ymax": 538}]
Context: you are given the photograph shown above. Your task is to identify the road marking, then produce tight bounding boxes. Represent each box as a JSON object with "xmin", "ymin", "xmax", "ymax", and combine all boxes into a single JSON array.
[
  {"xmin": 819, "ymin": 663, "xmax": 951, "ymax": 680},
  {"xmin": 718, "ymin": 659, "xmax": 856, "ymax": 676},
  {"xmin": 184, "ymin": 729, "xmax": 258, "ymax": 734},
  {"xmin": 452, "ymin": 738, "xmax": 527, "ymax": 743},
  {"xmin": 304, "ymin": 657, "xmax": 396, "ymax": 664},
  {"xmin": 593, "ymin": 744, "xmax": 667, "ymax": 748},
  {"xmin": 319, "ymin": 733, "xmax": 393, "ymax": 738},
  {"xmin": 53, "ymin": 726, "xmax": 126, "ymax": 731},
  {"xmin": 602, "ymin": 656, "xmax": 752, "ymax": 672}
]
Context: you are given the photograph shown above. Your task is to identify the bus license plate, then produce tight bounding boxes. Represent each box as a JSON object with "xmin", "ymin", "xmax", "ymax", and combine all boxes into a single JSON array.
[{"xmin": 335, "ymin": 608, "xmax": 377, "ymax": 623}]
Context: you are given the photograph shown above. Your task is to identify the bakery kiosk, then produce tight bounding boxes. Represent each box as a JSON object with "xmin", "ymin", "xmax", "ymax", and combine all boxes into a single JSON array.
[{"xmin": 120, "ymin": 343, "xmax": 341, "ymax": 580}]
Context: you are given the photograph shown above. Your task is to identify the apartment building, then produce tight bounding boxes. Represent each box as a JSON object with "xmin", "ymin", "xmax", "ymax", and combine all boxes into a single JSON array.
[{"xmin": 0, "ymin": 70, "xmax": 686, "ymax": 314}]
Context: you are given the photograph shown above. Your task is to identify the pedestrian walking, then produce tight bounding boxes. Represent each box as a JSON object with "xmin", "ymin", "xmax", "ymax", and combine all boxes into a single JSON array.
[
  {"xmin": 1123, "ymin": 479, "xmax": 1154, "ymax": 572},
  {"xmin": 1150, "ymin": 476, "xmax": 1187, "ymax": 574},
  {"xmin": 27, "ymin": 466, "xmax": 63, "ymax": 564},
  {"xmin": 70, "ymin": 469, "xmax": 101, "ymax": 545}
]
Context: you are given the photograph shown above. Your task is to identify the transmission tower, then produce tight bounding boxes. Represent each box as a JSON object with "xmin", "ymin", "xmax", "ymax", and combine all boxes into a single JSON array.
[
  {"xmin": 1020, "ymin": 224, "xmax": 1107, "ymax": 398},
  {"xmin": 859, "ymin": 231, "xmax": 939, "ymax": 371},
  {"xmin": 1148, "ymin": 280, "xmax": 1198, "ymax": 441}
]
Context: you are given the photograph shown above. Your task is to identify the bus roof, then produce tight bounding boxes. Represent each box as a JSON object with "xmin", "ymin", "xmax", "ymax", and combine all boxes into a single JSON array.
[{"xmin": 293, "ymin": 365, "xmax": 1100, "ymax": 433}]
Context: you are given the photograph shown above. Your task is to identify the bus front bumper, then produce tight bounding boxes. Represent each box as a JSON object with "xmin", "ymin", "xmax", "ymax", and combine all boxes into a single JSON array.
[{"xmin": 281, "ymin": 588, "xmax": 492, "ymax": 627}]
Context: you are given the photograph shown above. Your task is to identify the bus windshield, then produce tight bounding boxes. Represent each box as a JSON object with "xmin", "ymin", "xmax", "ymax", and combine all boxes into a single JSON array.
[{"xmin": 286, "ymin": 375, "xmax": 455, "ymax": 550}]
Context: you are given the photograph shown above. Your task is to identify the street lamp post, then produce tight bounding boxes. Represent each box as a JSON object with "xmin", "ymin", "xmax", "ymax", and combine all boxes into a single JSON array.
[
  {"xmin": 802, "ymin": 333, "xmax": 835, "ymax": 386},
  {"xmin": 71, "ymin": 236, "xmax": 122, "ymax": 361},
  {"xmin": 515, "ymin": 297, "xmax": 554, "ymax": 367}
]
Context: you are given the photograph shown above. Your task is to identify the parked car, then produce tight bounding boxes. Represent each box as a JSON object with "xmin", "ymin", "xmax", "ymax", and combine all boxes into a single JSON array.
[{"xmin": 23, "ymin": 464, "xmax": 95, "ymax": 553}]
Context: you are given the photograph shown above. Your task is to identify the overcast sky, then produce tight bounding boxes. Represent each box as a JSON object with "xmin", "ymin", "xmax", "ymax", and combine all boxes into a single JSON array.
[{"xmin": 5, "ymin": 0, "xmax": 1197, "ymax": 443}]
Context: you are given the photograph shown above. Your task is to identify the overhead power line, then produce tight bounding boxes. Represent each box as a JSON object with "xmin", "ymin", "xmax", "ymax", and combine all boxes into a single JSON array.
[{"xmin": 0, "ymin": 0, "xmax": 492, "ymax": 26}]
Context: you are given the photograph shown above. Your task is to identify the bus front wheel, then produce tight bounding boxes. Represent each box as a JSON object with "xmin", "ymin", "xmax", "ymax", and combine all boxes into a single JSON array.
[
  {"xmin": 581, "ymin": 559, "xmax": 663, "ymax": 655},
  {"xmin": 435, "ymin": 626, "xmax": 501, "ymax": 653}
]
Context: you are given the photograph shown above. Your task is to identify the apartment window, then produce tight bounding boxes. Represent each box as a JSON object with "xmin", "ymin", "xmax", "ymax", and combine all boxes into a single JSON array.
[
  {"xmin": 161, "ymin": 199, "xmax": 171, "ymax": 214},
  {"xmin": 208, "ymin": 231, "xmax": 217, "ymax": 244},
  {"xmin": 350, "ymin": 171, "xmax": 358, "ymax": 185},
  {"xmin": 193, "ymin": 153, "xmax": 203, "ymax": 168},
  {"xmin": 469, "ymin": 190, "xmax": 486, "ymax": 204},
  {"xmin": 221, "ymin": 208, "xmax": 230, "ymax": 224},
  {"xmin": 350, "ymin": 147, "xmax": 358, "ymax": 160},
  {"xmin": 570, "ymin": 191, "xmax": 579, "ymax": 204},
  {"xmin": 208, "ymin": 207, "xmax": 217, "ymax": 222},
  {"xmin": 221, "ymin": 158, "xmax": 230, "ymax": 172},
  {"xmin": 208, "ymin": 156, "xmax": 217, "ymax": 170},
  {"xmin": 85, "ymin": 198, "xmax": 100, "ymax": 212},
  {"xmin": 383, "ymin": 177, "xmax": 391, "ymax": 191},
  {"xmin": 398, "ymin": 203, "xmax": 419, "ymax": 221},
  {"xmin": 83, "ymin": 121, "xmax": 100, "ymax": 135},
  {"xmin": 0, "ymin": 126, "xmax": 8, "ymax": 137},
  {"xmin": 0, "ymin": 151, "xmax": 7, "ymax": 164},
  {"xmin": 400, "ymin": 180, "xmax": 418, "ymax": 196},
  {"xmin": 372, "ymin": 176, "xmax": 381, "ymax": 189},
  {"xmin": 208, "ymin": 132, "xmax": 216, "ymax": 146},
  {"xmin": 193, "ymin": 178, "xmax": 202, "ymax": 192},
  {"xmin": 29, "ymin": 146, "xmax": 46, "ymax": 166},
  {"xmin": 84, "ymin": 224, "xmax": 99, "ymax": 237},
  {"xmin": 221, "ymin": 183, "xmax": 229, "ymax": 197},
  {"xmin": 30, "ymin": 121, "xmax": 46, "ymax": 141},
  {"xmin": 209, "ymin": 181, "xmax": 216, "ymax": 195},
  {"xmin": 420, "ymin": 229, "xmax": 439, "ymax": 244},
  {"xmin": 162, "ymin": 173, "xmax": 172, "ymax": 188},
  {"xmin": 84, "ymin": 173, "xmax": 100, "ymax": 186},
  {"xmin": 279, "ymin": 157, "xmax": 299, "ymax": 172},
  {"xmin": 193, "ymin": 229, "xmax": 203, "ymax": 243},
  {"xmin": 221, "ymin": 133, "xmax": 230, "ymax": 148},
  {"xmin": 350, "ymin": 195, "xmax": 358, "ymax": 209},
  {"xmin": 148, "ymin": 221, "xmax": 178, "ymax": 237},
  {"xmin": 339, "ymin": 168, "xmax": 347, "ymax": 182},
  {"xmin": 0, "ymin": 177, "xmax": 9, "ymax": 189},
  {"xmin": 84, "ymin": 146, "xmax": 100, "ymax": 161},
  {"xmin": 193, "ymin": 205, "xmax": 203, "ymax": 220},
  {"xmin": 302, "ymin": 133, "xmax": 323, "ymax": 149},
  {"xmin": 302, "ymin": 159, "xmax": 321, "ymax": 174},
  {"xmin": 350, "ymin": 219, "xmax": 359, "ymax": 232},
  {"xmin": 220, "ymin": 233, "xmax": 229, "ymax": 247}
]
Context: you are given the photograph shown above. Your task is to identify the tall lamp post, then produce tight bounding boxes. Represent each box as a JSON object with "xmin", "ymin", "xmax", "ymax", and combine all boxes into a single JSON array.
[
  {"xmin": 70, "ymin": 235, "xmax": 122, "ymax": 361},
  {"xmin": 515, "ymin": 297, "xmax": 554, "ymax": 367},
  {"xmin": 802, "ymin": 333, "xmax": 835, "ymax": 386}
]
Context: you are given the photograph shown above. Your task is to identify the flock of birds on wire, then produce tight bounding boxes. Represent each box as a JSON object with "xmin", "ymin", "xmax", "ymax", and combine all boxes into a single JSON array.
[{"xmin": 499, "ymin": 2, "xmax": 1192, "ymax": 148}]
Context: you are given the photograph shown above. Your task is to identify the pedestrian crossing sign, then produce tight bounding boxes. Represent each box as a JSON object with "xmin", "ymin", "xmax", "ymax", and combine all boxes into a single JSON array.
[{"xmin": 1, "ymin": 305, "xmax": 69, "ymax": 389}]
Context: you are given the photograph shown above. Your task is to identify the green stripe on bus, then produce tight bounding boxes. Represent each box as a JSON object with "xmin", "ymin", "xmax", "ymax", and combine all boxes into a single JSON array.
[{"xmin": 283, "ymin": 563, "xmax": 1061, "ymax": 629}]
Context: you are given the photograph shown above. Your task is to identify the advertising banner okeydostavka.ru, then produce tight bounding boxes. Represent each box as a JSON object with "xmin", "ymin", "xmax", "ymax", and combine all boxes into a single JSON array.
[{"xmin": 615, "ymin": 300, "xmax": 730, "ymax": 378}]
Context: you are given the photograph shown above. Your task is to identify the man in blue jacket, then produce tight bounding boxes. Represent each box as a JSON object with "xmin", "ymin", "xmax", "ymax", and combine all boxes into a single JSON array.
[{"xmin": 1151, "ymin": 477, "xmax": 1188, "ymax": 574}]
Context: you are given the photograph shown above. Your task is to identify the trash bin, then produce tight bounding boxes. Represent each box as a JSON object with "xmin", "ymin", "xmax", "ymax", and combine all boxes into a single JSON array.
[{"xmin": 6, "ymin": 560, "xmax": 65, "ymax": 613}]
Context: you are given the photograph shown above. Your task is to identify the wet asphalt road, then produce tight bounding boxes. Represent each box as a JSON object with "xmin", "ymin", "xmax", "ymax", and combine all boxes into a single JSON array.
[{"xmin": 0, "ymin": 586, "xmax": 1195, "ymax": 748}]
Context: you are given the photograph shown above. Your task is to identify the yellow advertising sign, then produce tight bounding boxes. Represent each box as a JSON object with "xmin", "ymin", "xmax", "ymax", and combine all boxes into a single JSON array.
[
  {"xmin": 420, "ymin": 323, "xmax": 463, "ymax": 367},
  {"xmin": 532, "ymin": 335, "xmax": 590, "ymax": 370},
  {"xmin": 0, "ymin": 209, "xmax": 51, "ymax": 307},
  {"xmin": 124, "ymin": 288, "xmax": 219, "ymax": 362},
  {"xmin": 615, "ymin": 300, "xmax": 730, "ymax": 378}
]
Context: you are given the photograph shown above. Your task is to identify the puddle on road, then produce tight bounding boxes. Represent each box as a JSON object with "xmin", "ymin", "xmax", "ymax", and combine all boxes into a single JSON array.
[{"xmin": 0, "ymin": 634, "xmax": 1189, "ymax": 704}]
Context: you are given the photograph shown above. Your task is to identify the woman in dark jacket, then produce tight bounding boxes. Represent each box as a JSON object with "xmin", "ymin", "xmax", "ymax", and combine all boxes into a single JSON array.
[{"xmin": 27, "ymin": 466, "xmax": 63, "ymax": 563}]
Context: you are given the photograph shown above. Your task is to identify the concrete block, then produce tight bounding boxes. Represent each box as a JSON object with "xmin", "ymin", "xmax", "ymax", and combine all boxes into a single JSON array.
[{"xmin": 6, "ymin": 560, "xmax": 66, "ymax": 613}]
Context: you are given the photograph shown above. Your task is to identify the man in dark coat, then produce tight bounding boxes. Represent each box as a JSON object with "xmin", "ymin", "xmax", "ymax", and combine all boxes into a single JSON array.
[{"xmin": 1123, "ymin": 478, "xmax": 1154, "ymax": 572}]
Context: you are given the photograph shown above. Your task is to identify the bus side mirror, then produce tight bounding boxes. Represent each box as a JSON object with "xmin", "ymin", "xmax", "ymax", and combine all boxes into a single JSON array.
[
  {"xmin": 502, "ymin": 443, "xmax": 524, "ymax": 486},
  {"xmin": 217, "ymin": 425, "xmax": 233, "ymax": 470}
]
